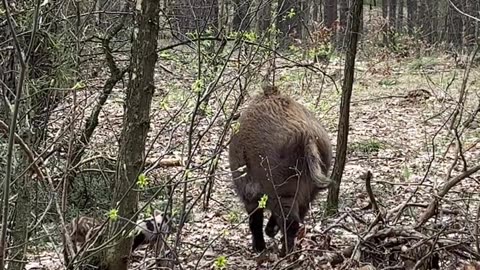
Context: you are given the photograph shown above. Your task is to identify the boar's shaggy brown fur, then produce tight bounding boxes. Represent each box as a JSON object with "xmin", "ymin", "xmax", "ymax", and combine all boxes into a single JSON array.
[{"xmin": 228, "ymin": 85, "xmax": 332, "ymax": 256}]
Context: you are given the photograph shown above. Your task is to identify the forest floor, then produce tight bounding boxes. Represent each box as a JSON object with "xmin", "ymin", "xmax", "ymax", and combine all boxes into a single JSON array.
[{"xmin": 24, "ymin": 47, "xmax": 480, "ymax": 269}]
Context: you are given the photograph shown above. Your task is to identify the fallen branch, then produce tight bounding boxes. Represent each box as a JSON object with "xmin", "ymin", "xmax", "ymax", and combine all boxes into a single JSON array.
[
  {"xmin": 144, "ymin": 158, "xmax": 183, "ymax": 170},
  {"xmin": 416, "ymin": 164, "xmax": 480, "ymax": 227}
]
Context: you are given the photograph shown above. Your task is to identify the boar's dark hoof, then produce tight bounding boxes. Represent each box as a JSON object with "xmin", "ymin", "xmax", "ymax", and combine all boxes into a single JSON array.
[
  {"xmin": 265, "ymin": 224, "xmax": 279, "ymax": 238},
  {"xmin": 279, "ymin": 246, "xmax": 294, "ymax": 258},
  {"xmin": 252, "ymin": 239, "xmax": 266, "ymax": 253},
  {"xmin": 279, "ymin": 237, "xmax": 296, "ymax": 257},
  {"xmin": 279, "ymin": 246, "xmax": 288, "ymax": 258}
]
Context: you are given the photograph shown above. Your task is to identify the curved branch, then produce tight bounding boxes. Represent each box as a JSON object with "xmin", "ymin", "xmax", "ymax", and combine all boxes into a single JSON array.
[
  {"xmin": 448, "ymin": 0, "xmax": 480, "ymax": 23},
  {"xmin": 416, "ymin": 164, "xmax": 480, "ymax": 227}
]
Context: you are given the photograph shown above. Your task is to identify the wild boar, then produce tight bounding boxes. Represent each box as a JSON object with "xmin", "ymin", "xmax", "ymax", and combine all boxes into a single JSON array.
[
  {"xmin": 66, "ymin": 215, "xmax": 101, "ymax": 253},
  {"xmin": 228, "ymin": 84, "xmax": 332, "ymax": 256},
  {"xmin": 131, "ymin": 209, "xmax": 171, "ymax": 252},
  {"xmin": 66, "ymin": 209, "xmax": 170, "ymax": 254}
]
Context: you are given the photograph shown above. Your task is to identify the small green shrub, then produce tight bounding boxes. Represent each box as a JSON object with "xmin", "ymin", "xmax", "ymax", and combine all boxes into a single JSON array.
[{"xmin": 349, "ymin": 139, "xmax": 384, "ymax": 155}]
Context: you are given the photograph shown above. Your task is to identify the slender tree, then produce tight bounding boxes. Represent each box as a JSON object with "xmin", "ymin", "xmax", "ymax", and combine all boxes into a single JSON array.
[
  {"xmin": 326, "ymin": 0, "xmax": 363, "ymax": 214},
  {"xmin": 406, "ymin": 0, "xmax": 416, "ymax": 35},
  {"xmin": 277, "ymin": 0, "xmax": 302, "ymax": 46},
  {"xmin": 256, "ymin": 0, "xmax": 271, "ymax": 34},
  {"xmin": 447, "ymin": 0, "xmax": 464, "ymax": 47},
  {"xmin": 338, "ymin": 0, "xmax": 349, "ymax": 47},
  {"xmin": 312, "ymin": 0, "xmax": 322, "ymax": 22},
  {"xmin": 397, "ymin": 0, "xmax": 404, "ymax": 31},
  {"xmin": 428, "ymin": 0, "xmax": 438, "ymax": 43},
  {"xmin": 0, "ymin": 0, "xmax": 40, "ymax": 269},
  {"xmin": 324, "ymin": 0, "xmax": 338, "ymax": 31},
  {"xmin": 389, "ymin": 0, "xmax": 397, "ymax": 32},
  {"xmin": 382, "ymin": 0, "xmax": 389, "ymax": 45},
  {"xmin": 103, "ymin": 0, "xmax": 160, "ymax": 268},
  {"xmin": 418, "ymin": 1, "xmax": 428, "ymax": 40},
  {"xmin": 465, "ymin": 0, "xmax": 479, "ymax": 46},
  {"xmin": 170, "ymin": 0, "xmax": 219, "ymax": 39},
  {"xmin": 233, "ymin": 0, "xmax": 252, "ymax": 31}
]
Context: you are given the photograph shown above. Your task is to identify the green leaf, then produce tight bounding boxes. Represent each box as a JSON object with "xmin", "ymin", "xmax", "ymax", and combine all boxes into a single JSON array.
[
  {"xmin": 231, "ymin": 122, "xmax": 240, "ymax": 134},
  {"xmin": 258, "ymin": 194, "xmax": 268, "ymax": 209},
  {"xmin": 192, "ymin": 78, "xmax": 204, "ymax": 93},
  {"xmin": 159, "ymin": 99, "xmax": 169, "ymax": 110},
  {"xmin": 214, "ymin": 255, "xmax": 227, "ymax": 269},
  {"xmin": 137, "ymin": 173, "xmax": 149, "ymax": 189},
  {"xmin": 243, "ymin": 31, "xmax": 258, "ymax": 42},
  {"xmin": 402, "ymin": 166, "xmax": 412, "ymax": 180},
  {"xmin": 184, "ymin": 169, "xmax": 192, "ymax": 178},
  {"xmin": 72, "ymin": 81, "xmax": 86, "ymax": 90},
  {"xmin": 107, "ymin": 209, "xmax": 119, "ymax": 221},
  {"xmin": 287, "ymin": 8, "xmax": 296, "ymax": 19}
]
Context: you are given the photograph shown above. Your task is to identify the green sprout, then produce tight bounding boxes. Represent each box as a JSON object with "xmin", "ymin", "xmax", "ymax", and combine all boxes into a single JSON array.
[
  {"xmin": 107, "ymin": 209, "xmax": 119, "ymax": 221},
  {"xmin": 214, "ymin": 255, "xmax": 227, "ymax": 269},
  {"xmin": 137, "ymin": 173, "xmax": 149, "ymax": 189},
  {"xmin": 258, "ymin": 194, "xmax": 268, "ymax": 209}
]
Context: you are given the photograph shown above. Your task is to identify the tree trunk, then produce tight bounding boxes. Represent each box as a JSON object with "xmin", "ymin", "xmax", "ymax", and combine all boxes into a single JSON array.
[
  {"xmin": 338, "ymin": 0, "xmax": 349, "ymax": 48},
  {"xmin": 170, "ymin": 0, "xmax": 219, "ymax": 39},
  {"xmin": 9, "ymin": 142, "xmax": 32, "ymax": 270},
  {"xmin": 312, "ymin": 0, "xmax": 321, "ymax": 22},
  {"xmin": 382, "ymin": 0, "xmax": 389, "ymax": 45},
  {"xmin": 233, "ymin": 0, "xmax": 252, "ymax": 31},
  {"xmin": 300, "ymin": 0, "xmax": 311, "ymax": 41},
  {"xmin": 476, "ymin": 1, "xmax": 480, "ymax": 41},
  {"xmin": 428, "ymin": 0, "xmax": 438, "ymax": 43},
  {"xmin": 8, "ymin": 70, "xmax": 32, "ymax": 270},
  {"xmin": 447, "ymin": 0, "xmax": 464, "ymax": 48},
  {"xmin": 359, "ymin": 2, "xmax": 364, "ymax": 34},
  {"xmin": 418, "ymin": 1, "xmax": 428, "ymax": 40},
  {"xmin": 323, "ymin": 0, "xmax": 338, "ymax": 45},
  {"xmin": 406, "ymin": 0, "xmax": 416, "ymax": 35},
  {"xmin": 324, "ymin": 0, "xmax": 338, "ymax": 29},
  {"xmin": 95, "ymin": 0, "xmax": 107, "ymax": 27},
  {"xmin": 103, "ymin": 0, "xmax": 160, "ymax": 268},
  {"xmin": 0, "ymin": 3, "xmax": 31, "ymax": 268},
  {"xmin": 388, "ymin": 0, "xmax": 397, "ymax": 33},
  {"xmin": 397, "ymin": 0, "xmax": 404, "ymax": 31},
  {"xmin": 277, "ymin": 0, "xmax": 302, "ymax": 47},
  {"xmin": 256, "ymin": 0, "xmax": 271, "ymax": 34},
  {"xmin": 218, "ymin": 0, "xmax": 226, "ymax": 32},
  {"xmin": 465, "ymin": 0, "xmax": 478, "ymax": 46},
  {"xmin": 419, "ymin": 0, "xmax": 437, "ymax": 43},
  {"xmin": 326, "ymin": 0, "xmax": 363, "ymax": 215}
]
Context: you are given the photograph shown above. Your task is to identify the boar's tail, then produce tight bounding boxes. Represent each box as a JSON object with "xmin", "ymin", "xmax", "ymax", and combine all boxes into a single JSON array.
[{"xmin": 304, "ymin": 137, "xmax": 332, "ymax": 189}]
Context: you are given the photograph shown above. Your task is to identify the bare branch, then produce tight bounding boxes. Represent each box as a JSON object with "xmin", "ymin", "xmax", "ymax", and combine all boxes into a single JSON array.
[
  {"xmin": 416, "ymin": 164, "xmax": 480, "ymax": 227},
  {"xmin": 448, "ymin": 0, "xmax": 480, "ymax": 23}
]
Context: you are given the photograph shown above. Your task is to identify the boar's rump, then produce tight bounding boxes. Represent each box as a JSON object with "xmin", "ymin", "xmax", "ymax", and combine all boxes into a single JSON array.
[{"xmin": 228, "ymin": 84, "xmax": 333, "ymax": 256}]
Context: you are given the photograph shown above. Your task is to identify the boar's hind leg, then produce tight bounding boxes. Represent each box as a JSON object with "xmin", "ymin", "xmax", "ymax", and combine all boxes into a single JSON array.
[
  {"xmin": 265, "ymin": 214, "xmax": 279, "ymax": 238},
  {"xmin": 245, "ymin": 201, "xmax": 266, "ymax": 252},
  {"xmin": 278, "ymin": 215, "xmax": 300, "ymax": 257},
  {"xmin": 299, "ymin": 204, "xmax": 310, "ymax": 222},
  {"xmin": 273, "ymin": 201, "xmax": 300, "ymax": 257}
]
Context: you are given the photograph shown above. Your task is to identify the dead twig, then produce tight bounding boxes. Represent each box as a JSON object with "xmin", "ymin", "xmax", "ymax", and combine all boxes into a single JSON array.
[
  {"xmin": 362, "ymin": 171, "xmax": 381, "ymax": 217},
  {"xmin": 476, "ymin": 203, "xmax": 480, "ymax": 253}
]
